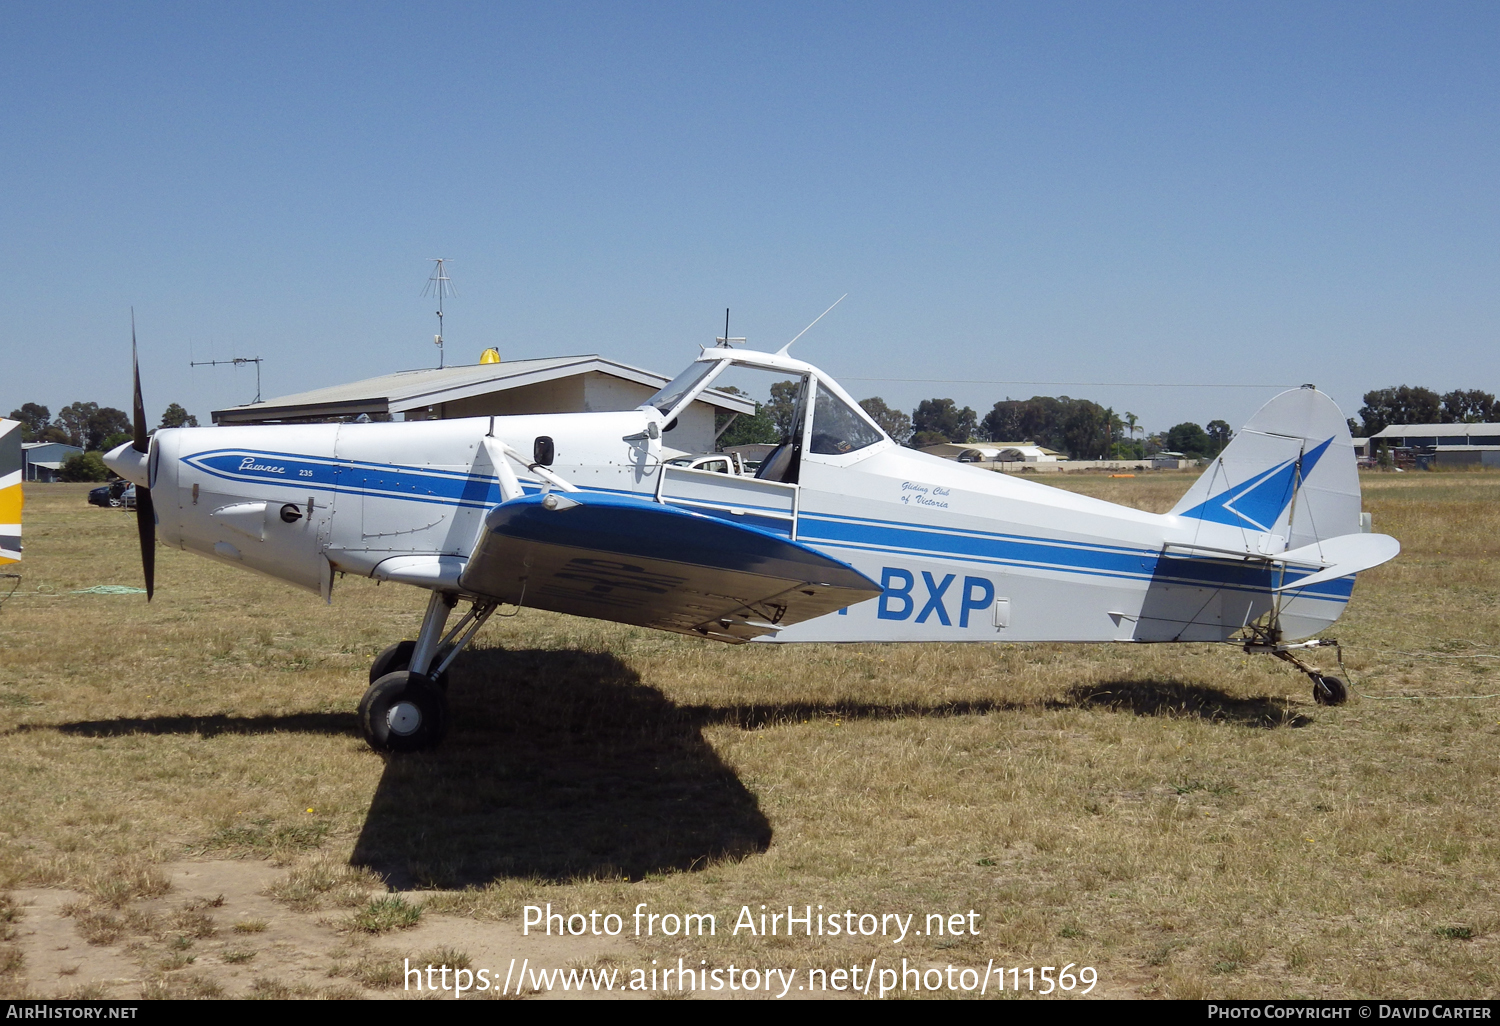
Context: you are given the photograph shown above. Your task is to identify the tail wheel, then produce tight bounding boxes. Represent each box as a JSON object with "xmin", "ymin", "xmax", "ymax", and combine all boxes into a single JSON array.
[
  {"xmin": 369, "ymin": 639, "xmax": 449, "ymax": 692},
  {"xmin": 358, "ymin": 671, "xmax": 449, "ymax": 753},
  {"xmin": 1312, "ymin": 674, "xmax": 1348, "ymax": 706}
]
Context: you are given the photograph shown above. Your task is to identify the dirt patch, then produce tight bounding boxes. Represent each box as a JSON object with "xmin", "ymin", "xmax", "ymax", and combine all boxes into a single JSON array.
[{"xmin": 8, "ymin": 860, "xmax": 638, "ymax": 1000}]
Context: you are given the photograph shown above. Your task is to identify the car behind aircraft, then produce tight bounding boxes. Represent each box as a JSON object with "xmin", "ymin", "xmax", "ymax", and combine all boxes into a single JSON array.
[{"xmin": 105, "ymin": 339, "xmax": 1398, "ymax": 754}]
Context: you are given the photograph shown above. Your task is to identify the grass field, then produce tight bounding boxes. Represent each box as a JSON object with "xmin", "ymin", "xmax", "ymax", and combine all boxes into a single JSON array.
[{"xmin": 1, "ymin": 472, "xmax": 1497, "ymax": 999}]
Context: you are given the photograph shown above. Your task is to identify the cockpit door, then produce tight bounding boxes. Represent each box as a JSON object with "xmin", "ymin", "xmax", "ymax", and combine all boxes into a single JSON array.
[{"xmin": 753, "ymin": 374, "xmax": 811, "ymax": 485}]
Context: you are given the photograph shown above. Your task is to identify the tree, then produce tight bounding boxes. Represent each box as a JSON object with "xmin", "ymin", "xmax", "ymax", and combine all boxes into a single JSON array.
[
  {"xmin": 7, "ymin": 403, "xmax": 49, "ymax": 442},
  {"xmin": 58, "ymin": 451, "xmax": 108, "ymax": 482},
  {"xmin": 1205, "ymin": 419, "xmax": 1233, "ymax": 455},
  {"xmin": 980, "ymin": 395, "xmax": 1115, "ymax": 459},
  {"xmin": 159, "ymin": 403, "xmax": 199, "ymax": 429},
  {"xmin": 911, "ymin": 398, "xmax": 977, "ymax": 445},
  {"xmin": 1440, "ymin": 389, "xmax": 1496, "ymax": 424},
  {"xmin": 982, "ymin": 397, "xmax": 1063, "ymax": 447},
  {"xmin": 55, "ymin": 401, "xmax": 98, "ymax": 448},
  {"xmin": 714, "ymin": 387, "xmax": 779, "ymax": 447},
  {"xmin": 766, "ymin": 380, "xmax": 800, "ymax": 438},
  {"xmin": 717, "ymin": 403, "xmax": 779, "ymax": 446},
  {"xmin": 1164, "ymin": 422, "xmax": 1213, "ymax": 458},
  {"xmin": 857, "ymin": 397, "xmax": 912, "ymax": 445},
  {"xmin": 1358, "ymin": 386, "xmax": 1441, "ymax": 436},
  {"xmin": 86, "ymin": 407, "xmax": 129, "ymax": 450},
  {"xmin": 1063, "ymin": 402, "xmax": 1113, "ymax": 460}
]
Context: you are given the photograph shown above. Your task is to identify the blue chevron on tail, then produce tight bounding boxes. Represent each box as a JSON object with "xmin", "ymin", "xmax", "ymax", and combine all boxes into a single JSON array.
[{"xmin": 1176, "ymin": 436, "xmax": 1334, "ymax": 532}]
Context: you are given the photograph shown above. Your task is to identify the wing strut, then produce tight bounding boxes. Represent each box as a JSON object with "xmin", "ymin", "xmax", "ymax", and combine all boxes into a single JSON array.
[{"xmin": 482, "ymin": 419, "xmax": 578, "ymax": 500}]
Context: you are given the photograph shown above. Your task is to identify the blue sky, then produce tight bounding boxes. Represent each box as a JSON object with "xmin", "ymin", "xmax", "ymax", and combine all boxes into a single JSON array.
[{"xmin": 2, "ymin": 2, "xmax": 1496, "ymax": 436}]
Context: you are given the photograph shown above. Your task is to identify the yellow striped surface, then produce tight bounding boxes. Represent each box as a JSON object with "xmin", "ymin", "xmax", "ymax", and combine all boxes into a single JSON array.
[{"xmin": 0, "ymin": 481, "xmax": 20, "ymax": 564}]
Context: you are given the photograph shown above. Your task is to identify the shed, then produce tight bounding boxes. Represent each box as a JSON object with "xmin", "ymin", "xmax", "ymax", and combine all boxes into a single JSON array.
[
  {"xmin": 212, "ymin": 354, "xmax": 755, "ymax": 455},
  {"xmin": 21, "ymin": 441, "xmax": 84, "ymax": 482}
]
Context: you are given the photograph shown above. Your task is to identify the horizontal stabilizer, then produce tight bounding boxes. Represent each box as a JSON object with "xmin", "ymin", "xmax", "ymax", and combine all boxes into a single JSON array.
[
  {"xmin": 1274, "ymin": 533, "xmax": 1400, "ymax": 592},
  {"xmin": 460, "ymin": 491, "xmax": 881, "ymax": 642}
]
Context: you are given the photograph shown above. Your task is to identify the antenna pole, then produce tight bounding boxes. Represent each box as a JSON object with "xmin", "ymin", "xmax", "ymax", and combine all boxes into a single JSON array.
[
  {"xmin": 777, "ymin": 293, "xmax": 848, "ymax": 355},
  {"xmin": 424, "ymin": 258, "xmax": 455, "ymax": 369},
  {"xmin": 190, "ymin": 355, "xmax": 265, "ymax": 405},
  {"xmin": 715, "ymin": 307, "xmax": 745, "ymax": 348}
]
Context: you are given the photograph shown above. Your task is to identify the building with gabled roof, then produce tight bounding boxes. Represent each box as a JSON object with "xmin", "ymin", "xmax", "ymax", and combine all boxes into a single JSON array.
[{"xmin": 212, "ymin": 354, "xmax": 755, "ymax": 455}]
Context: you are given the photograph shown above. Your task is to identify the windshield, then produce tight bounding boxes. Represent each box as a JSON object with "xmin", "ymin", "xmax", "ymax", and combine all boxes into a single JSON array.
[
  {"xmin": 809, "ymin": 382, "xmax": 885, "ymax": 455},
  {"xmin": 645, "ymin": 360, "xmax": 725, "ymax": 416}
]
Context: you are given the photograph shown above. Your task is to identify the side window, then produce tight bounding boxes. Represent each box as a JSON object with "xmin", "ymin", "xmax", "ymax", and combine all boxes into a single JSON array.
[{"xmin": 809, "ymin": 383, "xmax": 884, "ymax": 455}]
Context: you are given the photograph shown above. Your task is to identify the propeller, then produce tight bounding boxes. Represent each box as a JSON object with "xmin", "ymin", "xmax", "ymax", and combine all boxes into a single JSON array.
[{"xmin": 130, "ymin": 311, "xmax": 155, "ymax": 600}]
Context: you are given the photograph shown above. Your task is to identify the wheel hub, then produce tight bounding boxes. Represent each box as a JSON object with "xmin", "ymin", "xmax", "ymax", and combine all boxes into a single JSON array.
[{"xmin": 386, "ymin": 700, "xmax": 423, "ymax": 736}]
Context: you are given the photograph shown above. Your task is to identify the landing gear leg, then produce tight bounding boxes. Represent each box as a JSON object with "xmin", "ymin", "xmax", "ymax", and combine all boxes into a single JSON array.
[
  {"xmin": 1243, "ymin": 630, "xmax": 1349, "ymax": 707},
  {"xmin": 359, "ymin": 591, "xmax": 500, "ymax": 753}
]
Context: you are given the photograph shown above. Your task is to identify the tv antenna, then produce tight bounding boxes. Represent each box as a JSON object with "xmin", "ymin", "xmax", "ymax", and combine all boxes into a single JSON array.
[
  {"xmin": 189, "ymin": 354, "xmax": 265, "ymax": 404},
  {"xmin": 715, "ymin": 308, "xmax": 745, "ymax": 348},
  {"xmin": 422, "ymin": 258, "xmax": 456, "ymax": 369}
]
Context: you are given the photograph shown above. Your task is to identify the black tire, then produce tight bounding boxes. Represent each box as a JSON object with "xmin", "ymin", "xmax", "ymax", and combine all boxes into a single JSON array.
[
  {"xmin": 369, "ymin": 639, "xmax": 449, "ymax": 691},
  {"xmin": 358, "ymin": 671, "xmax": 449, "ymax": 753},
  {"xmin": 1312, "ymin": 674, "xmax": 1349, "ymax": 706},
  {"xmin": 370, "ymin": 641, "xmax": 417, "ymax": 683}
]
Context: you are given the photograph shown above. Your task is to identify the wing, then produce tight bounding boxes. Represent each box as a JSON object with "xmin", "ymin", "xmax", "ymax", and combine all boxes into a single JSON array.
[{"xmin": 458, "ymin": 491, "xmax": 881, "ymax": 642}]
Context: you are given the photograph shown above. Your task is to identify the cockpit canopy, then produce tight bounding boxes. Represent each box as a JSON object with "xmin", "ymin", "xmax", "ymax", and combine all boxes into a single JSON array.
[{"xmin": 643, "ymin": 347, "xmax": 890, "ymax": 483}]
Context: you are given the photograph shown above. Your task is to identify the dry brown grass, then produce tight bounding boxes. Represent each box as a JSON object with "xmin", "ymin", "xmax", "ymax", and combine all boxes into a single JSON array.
[{"xmin": 1, "ymin": 476, "xmax": 1498, "ymax": 998}]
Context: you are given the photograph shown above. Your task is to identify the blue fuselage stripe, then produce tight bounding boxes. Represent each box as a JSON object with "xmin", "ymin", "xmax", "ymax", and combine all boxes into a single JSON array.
[{"xmin": 183, "ymin": 450, "xmax": 1354, "ymax": 601}]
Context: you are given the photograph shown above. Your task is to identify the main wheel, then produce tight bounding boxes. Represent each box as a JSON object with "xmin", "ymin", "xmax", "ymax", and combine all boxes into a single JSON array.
[
  {"xmin": 369, "ymin": 640, "xmax": 449, "ymax": 691},
  {"xmin": 358, "ymin": 671, "xmax": 449, "ymax": 753},
  {"xmin": 1311, "ymin": 674, "xmax": 1349, "ymax": 706},
  {"xmin": 370, "ymin": 641, "xmax": 416, "ymax": 682}
]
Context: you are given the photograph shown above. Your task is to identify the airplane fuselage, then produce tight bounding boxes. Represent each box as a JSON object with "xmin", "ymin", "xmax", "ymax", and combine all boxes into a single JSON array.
[{"xmin": 145, "ymin": 404, "xmax": 1353, "ymax": 645}]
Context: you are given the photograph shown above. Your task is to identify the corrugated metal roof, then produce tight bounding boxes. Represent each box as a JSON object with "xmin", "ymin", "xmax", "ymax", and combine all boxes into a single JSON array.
[
  {"xmin": 212, "ymin": 354, "xmax": 754, "ymax": 424},
  {"xmin": 1369, "ymin": 423, "xmax": 1500, "ymax": 439}
]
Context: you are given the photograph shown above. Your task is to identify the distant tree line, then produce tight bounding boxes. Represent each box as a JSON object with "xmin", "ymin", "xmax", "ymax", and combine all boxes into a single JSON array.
[
  {"xmin": 714, "ymin": 383, "xmax": 1236, "ymax": 461},
  {"xmin": 7, "ymin": 401, "xmax": 199, "ymax": 481},
  {"xmin": 1355, "ymin": 387, "xmax": 1496, "ymax": 436}
]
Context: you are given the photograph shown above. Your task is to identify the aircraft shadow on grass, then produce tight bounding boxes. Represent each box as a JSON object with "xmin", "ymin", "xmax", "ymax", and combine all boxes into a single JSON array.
[
  {"xmin": 20, "ymin": 652, "xmax": 1307, "ymax": 887},
  {"xmin": 348, "ymin": 647, "xmax": 774, "ymax": 887}
]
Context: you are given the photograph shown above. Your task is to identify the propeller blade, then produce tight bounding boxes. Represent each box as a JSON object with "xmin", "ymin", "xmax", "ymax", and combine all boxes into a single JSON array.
[
  {"xmin": 135, "ymin": 479, "xmax": 155, "ymax": 601},
  {"xmin": 131, "ymin": 311, "xmax": 155, "ymax": 600}
]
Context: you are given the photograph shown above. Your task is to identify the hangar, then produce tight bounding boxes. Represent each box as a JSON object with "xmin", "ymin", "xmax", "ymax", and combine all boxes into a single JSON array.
[{"xmin": 1365, "ymin": 422, "xmax": 1500, "ymax": 469}]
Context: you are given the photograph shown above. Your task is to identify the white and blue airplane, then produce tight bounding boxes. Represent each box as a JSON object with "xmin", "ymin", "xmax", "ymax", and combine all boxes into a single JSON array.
[{"xmin": 105, "ymin": 336, "xmax": 1399, "ymax": 753}]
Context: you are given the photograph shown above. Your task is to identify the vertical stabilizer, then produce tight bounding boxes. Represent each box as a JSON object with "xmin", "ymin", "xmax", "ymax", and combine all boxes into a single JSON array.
[
  {"xmin": 1170, "ymin": 387, "xmax": 1361, "ymax": 555},
  {"xmin": 0, "ymin": 419, "xmax": 22, "ymax": 566}
]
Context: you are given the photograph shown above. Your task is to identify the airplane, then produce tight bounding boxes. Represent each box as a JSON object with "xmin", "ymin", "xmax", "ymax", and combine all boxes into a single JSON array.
[{"xmin": 103, "ymin": 329, "xmax": 1400, "ymax": 754}]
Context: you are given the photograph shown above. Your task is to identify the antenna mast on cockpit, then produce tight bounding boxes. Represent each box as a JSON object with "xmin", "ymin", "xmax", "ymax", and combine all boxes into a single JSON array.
[{"xmin": 715, "ymin": 308, "xmax": 745, "ymax": 348}]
